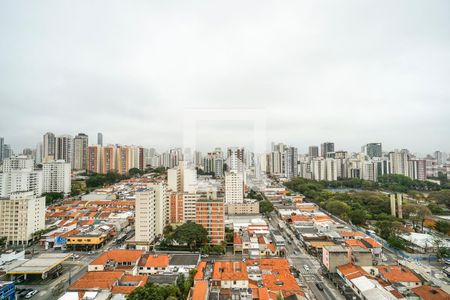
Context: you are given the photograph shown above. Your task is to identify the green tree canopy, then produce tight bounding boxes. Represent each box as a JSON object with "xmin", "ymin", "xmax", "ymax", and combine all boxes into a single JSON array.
[
  {"xmin": 127, "ymin": 283, "xmax": 180, "ymax": 300},
  {"xmin": 325, "ymin": 200, "xmax": 350, "ymax": 220},
  {"xmin": 259, "ymin": 200, "xmax": 274, "ymax": 214},
  {"xmin": 172, "ymin": 222, "xmax": 208, "ymax": 251}
]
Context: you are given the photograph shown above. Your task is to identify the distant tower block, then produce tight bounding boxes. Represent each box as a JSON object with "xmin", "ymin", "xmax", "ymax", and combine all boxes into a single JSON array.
[{"xmin": 390, "ymin": 193, "xmax": 403, "ymax": 218}]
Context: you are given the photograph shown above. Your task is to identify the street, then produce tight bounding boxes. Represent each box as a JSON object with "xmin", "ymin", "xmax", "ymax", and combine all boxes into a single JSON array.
[{"xmin": 266, "ymin": 212, "xmax": 344, "ymax": 300}]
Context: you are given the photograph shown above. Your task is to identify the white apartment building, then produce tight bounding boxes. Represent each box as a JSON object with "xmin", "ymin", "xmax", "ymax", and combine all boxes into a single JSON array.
[
  {"xmin": 0, "ymin": 191, "xmax": 45, "ymax": 245},
  {"xmin": 146, "ymin": 182, "xmax": 168, "ymax": 237},
  {"xmin": 135, "ymin": 188, "xmax": 157, "ymax": 244},
  {"xmin": 0, "ymin": 169, "xmax": 43, "ymax": 197},
  {"xmin": 225, "ymin": 171, "xmax": 244, "ymax": 204},
  {"xmin": 42, "ymin": 160, "xmax": 71, "ymax": 194},
  {"xmin": 1, "ymin": 156, "xmax": 34, "ymax": 172},
  {"xmin": 167, "ymin": 161, "xmax": 197, "ymax": 193}
]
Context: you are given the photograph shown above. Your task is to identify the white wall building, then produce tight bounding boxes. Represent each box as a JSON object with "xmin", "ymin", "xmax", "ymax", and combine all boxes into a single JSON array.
[
  {"xmin": 42, "ymin": 160, "xmax": 71, "ymax": 194},
  {"xmin": 135, "ymin": 188, "xmax": 157, "ymax": 244},
  {"xmin": 1, "ymin": 156, "xmax": 34, "ymax": 172},
  {"xmin": 146, "ymin": 182, "xmax": 168, "ymax": 237},
  {"xmin": 0, "ymin": 169, "xmax": 43, "ymax": 197},
  {"xmin": 0, "ymin": 191, "xmax": 45, "ymax": 245},
  {"xmin": 225, "ymin": 171, "xmax": 244, "ymax": 204}
]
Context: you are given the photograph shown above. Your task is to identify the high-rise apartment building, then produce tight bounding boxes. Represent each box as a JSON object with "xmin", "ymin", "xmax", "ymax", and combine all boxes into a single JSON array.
[
  {"xmin": 321, "ymin": 142, "xmax": 335, "ymax": 158},
  {"xmin": 169, "ymin": 192, "xmax": 201, "ymax": 224},
  {"xmin": 195, "ymin": 199, "xmax": 225, "ymax": 245},
  {"xmin": 284, "ymin": 146, "xmax": 298, "ymax": 179},
  {"xmin": 362, "ymin": 143, "xmax": 382, "ymax": 158},
  {"xmin": 35, "ymin": 142, "xmax": 43, "ymax": 164},
  {"xmin": 167, "ymin": 161, "xmax": 197, "ymax": 193},
  {"xmin": 42, "ymin": 160, "xmax": 71, "ymax": 194},
  {"xmin": 0, "ymin": 137, "xmax": 4, "ymax": 162},
  {"xmin": 224, "ymin": 171, "xmax": 244, "ymax": 204},
  {"xmin": 227, "ymin": 147, "xmax": 245, "ymax": 172},
  {"xmin": 408, "ymin": 159, "xmax": 426, "ymax": 181},
  {"xmin": 56, "ymin": 135, "xmax": 73, "ymax": 165},
  {"xmin": 0, "ymin": 169, "xmax": 43, "ymax": 197},
  {"xmin": 203, "ymin": 150, "xmax": 224, "ymax": 177},
  {"xmin": 43, "ymin": 132, "xmax": 56, "ymax": 162},
  {"xmin": 389, "ymin": 149, "xmax": 409, "ymax": 176},
  {"xmin": 135, "ymin": 188, "xmax": 157, "ymax": 244},
  {"xmin": 73, "ymin": 133, "xmax": 88, "ymax": 171},
  {"xmin": 97, "ymin": 132, "xmax": 103, "ymax": 146},
  {"xmin": 87, "ymin": 145, "xmax": 102, "ymax": 174},
  {"xmin": 308, "ymin": 146, "xmax": 319, "ymax": 158},
  {"xmin": 1, "ymin": 156, "xmax": 34, "ymax": 172},
  {"xmin": 0, "ymin": 191, "xmax": 45, "ymax": 245},
  {"xmin": 147, "ymin": 182, "xmax": 168, "ymax": 237}
]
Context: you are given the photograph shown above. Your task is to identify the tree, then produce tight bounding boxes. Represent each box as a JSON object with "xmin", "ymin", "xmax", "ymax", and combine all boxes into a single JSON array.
[
  {"xmin": 172, "ymin": 222, "xmax": 208, "ymax": 251},
  {"xmin": 325, "ymin": 200, "xmax": 350, "ymax": 220},
  {"xmin": 129, "ymin": 168, "xmax": 143, "ymax": 177},
  {"xmin": 259, "ymin": 200, "xmax": 274, "ymax": 214},
  {"xmin": 403, "ymin": 204, "xmax": 431, "ymax": 231},
  {"xmin": 349, "ymin": 209, "xmax": 368, "ymax": 225},
  {"xmin": 428, "ymin": 190, "xmax": 450, "ymax": 209},
  {"xmin": 43, "ymin": 192, "xmax": 64, "ymax": 205},
  {"xmin": 127, "ymin": 283, "xmax": 180, "ymax": 300}
]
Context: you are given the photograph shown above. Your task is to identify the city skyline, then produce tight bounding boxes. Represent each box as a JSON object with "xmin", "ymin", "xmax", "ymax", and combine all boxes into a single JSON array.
[{"xmin": 1, "ymin": 1, "xmax": 449, "ymax": 153}]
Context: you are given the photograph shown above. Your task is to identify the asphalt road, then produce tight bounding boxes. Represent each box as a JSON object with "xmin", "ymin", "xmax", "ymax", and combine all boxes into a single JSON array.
[{"xmin": 267, "ymin": 212, "xmax": 344, "ymax": 300}]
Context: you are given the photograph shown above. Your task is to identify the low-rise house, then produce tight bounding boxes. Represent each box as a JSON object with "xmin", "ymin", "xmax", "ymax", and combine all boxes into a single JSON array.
[
  {"xmin": 137, "ymin": 254, "xmax": 169, "ymax": 275},
  {"xmin": 88, "ymin": 250, "xmax": 144, "ymax": 274}
]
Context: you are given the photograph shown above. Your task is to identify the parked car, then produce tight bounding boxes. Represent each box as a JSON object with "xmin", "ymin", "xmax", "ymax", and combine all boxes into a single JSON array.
[
  {"xmin": 315, "ymin": 282, "xmax": 324, "ymax": 291},
  {"xmin": 303, "ymin": 265, "xmax": 310, "ymax": 271},
  {"xmin": 25, "ymin": 290, "xmax": 38, "ymax": 299}
]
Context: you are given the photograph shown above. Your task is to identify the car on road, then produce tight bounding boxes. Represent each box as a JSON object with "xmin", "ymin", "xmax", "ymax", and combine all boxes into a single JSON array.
[
  {"xmin": 201, "ymin": 254, "xmax": 209, "ymax": 258},
  {"xmin": 25, "ymin": 290, "xmax": 38, "ymax": 299},
  {"xmin": 293, "ymin": 251, "xmax": 298, "ymax": 255},
  {"xmin": 18, "ymin": 289, "xmax": 32, "ymax": 298},
  {"xmin": 315, "ymin": 282, "xmax": 324, "ymax": 291}
]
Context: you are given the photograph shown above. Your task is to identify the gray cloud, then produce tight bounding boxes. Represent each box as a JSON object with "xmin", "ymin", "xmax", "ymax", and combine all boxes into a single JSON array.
[{"xmin": 0, "ymin": 0, "xmax": 449, "ymax": 154}]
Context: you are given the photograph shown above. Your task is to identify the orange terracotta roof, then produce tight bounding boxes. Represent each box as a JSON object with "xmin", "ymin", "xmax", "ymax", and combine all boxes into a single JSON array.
[
  {"xmin": 90, "ymin": 249, "xmax": 144, "ymax": 266},
  {"xmin": 340, "ymin": 231, "xmax": 366, "ymax": 237},
  {"xmin": 361, "ymin": 237, "xmax": 382, "ymax": 248},
  {"xmin": 70, "ymin": 271, "xmax": 123, "ymax": 290},
  {"xmin": 79, "ymin": 220, "xmax": 96, "ymax": 226},
  {"xmin": 192, "ymin": 280, "xmax": 208, "ymax": 300},
  {"xmin": 258, "ymin": 236, "xmax": 266, "ymax": 244},
  {"xmin": 337, "ymin": 263, "xmax": 368, "ymax": 280},
  {"xmin": 262, "ymin": 269, "xmax": 302, "ymax": 293},
  {"xmin": 377, "ymin": 266, "xmax": 422, "ymax": 283},
  {"xmin": 345, "ymin": 239, "xmax": 367, "ymax": 249},
  {"xmin": 234, "ymin": 232, "xmax": 242, "ymax": 245},
  {"xmin": 312, "ymin": 215, "xmax": 332, "ymax": 222},
  {"xmin": 267, "ymin": 243, "xmax": 276, "ymax": 253},
  {"xmin": 258, "ymin": 287, "xmax": 271, "ymax": 300},
  {"xmin": 194, "ymin": 261, "xmax": 206, "ymax": 281},
  {"xmin": 290, "ymin": 215, "xmax": 311, "ymax": 222},
  {"xmin": 212, "ymin": 261, "xmax": 248, "ymax": 281},
  {"xmin": 411, "ymin": 285, "xmax": 450, "ymax": 300},
  {"xmin": 139, "ymin": 254, "xmax": 169, "ymax": 268}
]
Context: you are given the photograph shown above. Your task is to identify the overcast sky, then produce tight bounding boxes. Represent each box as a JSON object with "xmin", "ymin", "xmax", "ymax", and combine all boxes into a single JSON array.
[{"xmin": 1, "ymin": 0, "xmax": 449, "ymax": 155}]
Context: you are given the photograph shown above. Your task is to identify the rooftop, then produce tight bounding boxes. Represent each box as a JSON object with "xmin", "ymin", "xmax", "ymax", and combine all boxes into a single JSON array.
[
  {"xmin": 169, "ymin": 254, "xmax": 199, "ymax": 266},
  {"xmin": 7, "ymin": 253, "xmax": 72, "ymax": 275},
  {"xmin": 90, "ymin": 250, "xmax": 144, "ymax": 266},
  {"xmin": 377, "ymin": 265, "xmax": 422, "ymax": 283}
]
